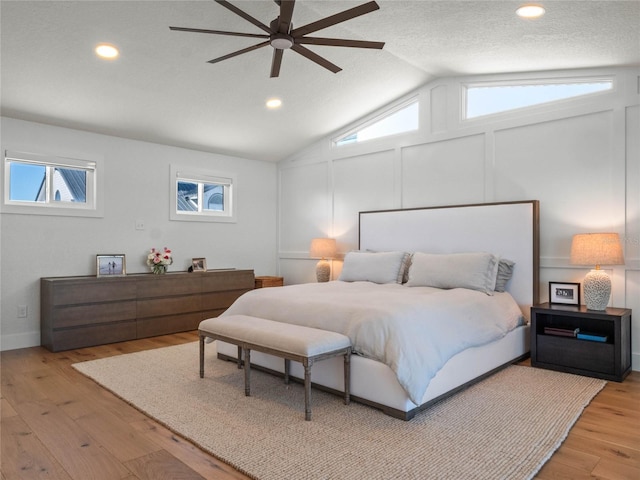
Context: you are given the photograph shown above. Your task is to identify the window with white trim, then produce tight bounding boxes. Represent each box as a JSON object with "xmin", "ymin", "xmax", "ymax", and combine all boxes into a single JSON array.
[
  {"xmin": 170, "ymin": 165, "xmax": 236, "ymax": 223},
  {"xmin": 334, "ymin": 98, "xmax": 419, "ymax": 147},
  {"xmin": 464, "ymin": 78, "xmax": 613, "ymax": 119},
  {"xmin": 3, "ymin": 150, "xmax": 98, "ymax": 214}
]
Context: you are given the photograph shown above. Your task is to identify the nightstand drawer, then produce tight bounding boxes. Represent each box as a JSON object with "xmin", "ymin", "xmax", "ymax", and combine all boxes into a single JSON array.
[{"xmin": 536, "ymin": 335, "xmax": 615, "ymax": 375}]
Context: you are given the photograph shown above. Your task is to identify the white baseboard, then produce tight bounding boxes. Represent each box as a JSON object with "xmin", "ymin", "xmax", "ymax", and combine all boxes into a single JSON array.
[{"xmin": 1, "ymin": 331, "xmax": 40, "ymax": 351}]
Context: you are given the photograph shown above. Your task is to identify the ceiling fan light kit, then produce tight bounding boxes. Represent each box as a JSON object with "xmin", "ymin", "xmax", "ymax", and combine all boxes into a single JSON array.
[
  {"xmin": 270, "ymin": 34, "xmax": 293, "ymax": 50},
  {"xmin": 170, "ymin": 0, "xmax": 385, "ymax": 78}
]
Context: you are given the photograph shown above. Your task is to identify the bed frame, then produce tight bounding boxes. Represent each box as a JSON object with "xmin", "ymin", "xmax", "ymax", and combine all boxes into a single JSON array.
[{"xmin": 217, "ymin": 200, "xmax": 540, "ymax": 420}]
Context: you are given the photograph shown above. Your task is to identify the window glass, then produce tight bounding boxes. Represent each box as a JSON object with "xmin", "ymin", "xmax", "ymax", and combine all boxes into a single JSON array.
[
  {"xmin": 177, "ymin": 181, "xmax": 199, "ymax": 211},
  {"xmin": 9, "ymin": 162, "xmax": 45, "ymax": 202},
  {"xmin": 53, "ymin": 167, "xmax": 87, "ymax": 203},
  {"xmin": 204, "ymin": 183, "xmax": 224, "ymax": 212},
  {"xmin": 335, "ymin": 99, "xmax": 419, "ymax": 146},
  {"xmin": 465, "ymin": 80, "xmax": 613, "ymax": 119}
]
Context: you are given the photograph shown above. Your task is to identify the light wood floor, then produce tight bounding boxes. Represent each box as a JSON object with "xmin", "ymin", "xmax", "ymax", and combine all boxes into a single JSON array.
[{"xmin": 1, "ymin": 332, "xmax": 638, "ymax": 480}]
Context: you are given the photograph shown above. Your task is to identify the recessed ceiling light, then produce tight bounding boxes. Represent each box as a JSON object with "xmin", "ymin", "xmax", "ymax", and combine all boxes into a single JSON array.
[
  {"xmin": 95, "ymin": 43, "xmax": 119, "ymax": 59},
  {"xmin": 266, "ymin": 98, "xmax": 282, "ymax": 109},
  {"xmin": 516, "ymin": 4, "xmax": 546, "ymax": 19}
]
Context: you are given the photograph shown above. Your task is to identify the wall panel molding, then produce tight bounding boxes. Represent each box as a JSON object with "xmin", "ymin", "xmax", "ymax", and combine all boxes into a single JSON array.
[{"xmin": 277, "ymin": 67, "xmax": 640, "ymax": 370}]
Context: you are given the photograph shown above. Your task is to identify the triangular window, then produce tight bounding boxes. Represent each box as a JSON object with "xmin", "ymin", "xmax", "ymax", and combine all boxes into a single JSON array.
[
  {"xmin": 465, "ymin": 79, "xmax": 613, "ymax": 119},
  {"xmin": 335, "ymin": 99, "xmax": 419, "ymax": 146}
]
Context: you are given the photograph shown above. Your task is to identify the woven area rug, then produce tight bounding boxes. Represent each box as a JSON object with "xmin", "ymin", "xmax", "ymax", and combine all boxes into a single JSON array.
[{"xmin": 73, "ymin": 342, "xmax": 605, "ymax": 480}]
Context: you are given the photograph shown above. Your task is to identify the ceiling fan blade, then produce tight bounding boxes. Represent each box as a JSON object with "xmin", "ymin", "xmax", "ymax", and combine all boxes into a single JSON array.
[
  {"xmin": 214, "ymin": 0, "xmax": 272, "ymax": 35},
  {"xmin": 291, "ymin": 1, "xmax": 379, "ymax": 37},
  {"xmin": 207, "ymin": 40, "xmax": 270, "ymax": 64},
  {"xmin": 291, "ymin": 44, "xmax": 341, "ymax": 73},
  {"xmin": 277, "ymin": 0, "xmax": 295, "ymax": 33},
  {"xmin": 297, "ymin": 37, "xmax": 384, "ymax": 49},
  {"xmin": 169, "ymin": 26, "xmax": 269, "ymax": 39},
  {"xmin": 270, "ymin": 49, "xmax": 284, "ymax": 78}
]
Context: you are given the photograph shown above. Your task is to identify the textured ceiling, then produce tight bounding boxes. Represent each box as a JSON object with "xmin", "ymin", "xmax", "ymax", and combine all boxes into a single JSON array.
[{"xmin": 1, "ymin": 1, "xmax": 639, "ymax": 162}]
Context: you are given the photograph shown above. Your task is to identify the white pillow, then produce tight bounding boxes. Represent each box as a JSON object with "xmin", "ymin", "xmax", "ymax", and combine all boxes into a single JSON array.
[
  {"xmin": 339, "ymin": 251, "xmax": 409, "ymax": 284},
  {"xmin": 406, "ymin": 252, "xmax": 499, "ymax": 295}
]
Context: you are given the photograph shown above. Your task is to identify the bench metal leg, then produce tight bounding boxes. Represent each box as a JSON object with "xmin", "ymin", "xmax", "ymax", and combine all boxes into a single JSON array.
[
  {"xmin": 344, "ymin": 353, "xmax": 351, "ymax": 405},
  {"xmin": 236, "ymin": 345, "xmax": 242, "ymax": 369},
  {"xmin": 243, "ymin": 348, "xmax": 251, "ymax": 396},
  {"xmin": 199, "ymin": 334, "xmax": 205, "ymax": 378},
  {"xmin": 304, "ymin": 361, "xmax": 312, "ymax": 421}
]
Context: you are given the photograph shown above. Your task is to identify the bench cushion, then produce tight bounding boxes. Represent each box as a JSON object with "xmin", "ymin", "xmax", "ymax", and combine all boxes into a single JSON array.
[{"xmin": 199, "ymin": 315, "xmax": 351, "ymax": 357}]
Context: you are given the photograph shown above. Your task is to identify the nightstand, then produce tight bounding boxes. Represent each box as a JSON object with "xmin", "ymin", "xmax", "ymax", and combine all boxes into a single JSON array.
[
  {"xmin": 530, "ymin": 303, "xmax": 631, "ymax": 382},
  {"xmin": 254, "ymin": 276, "xmax": 284, "ymax": 289}
]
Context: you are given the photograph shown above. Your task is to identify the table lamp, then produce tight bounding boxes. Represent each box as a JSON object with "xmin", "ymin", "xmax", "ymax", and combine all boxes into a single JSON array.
[
  {"xmin": 570, "ymin": 233, "xmax": 624, "ymax": 310},
  {"xmin": 309, "ymin": 238, "xmax": 337, "ymax": 282}
]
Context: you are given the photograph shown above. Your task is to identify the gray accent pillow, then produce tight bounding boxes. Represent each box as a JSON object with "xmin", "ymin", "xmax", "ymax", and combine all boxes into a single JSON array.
[
  {"xmin": 406, "ymin": 252, "xmax": 500, "ymax": 295},
  {"xmin": 494, "ymin": 258, "xmax": 515, "ymax": 292}
]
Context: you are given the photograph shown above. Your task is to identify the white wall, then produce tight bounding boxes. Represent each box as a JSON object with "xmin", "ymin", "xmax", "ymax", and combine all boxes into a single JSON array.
[
  {"xmin": 0, "ymin": 117, "xmax": 278, "ymax": 351},
  {"xmin": 277, "ymin": 67, "xmax": 640, "ymax": 370}
]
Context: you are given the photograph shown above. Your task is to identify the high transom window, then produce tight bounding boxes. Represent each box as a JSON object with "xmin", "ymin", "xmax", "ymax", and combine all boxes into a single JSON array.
[
  {"xmin": 334, "ymin": 98, "xmax": 419, "ymax": 147},
  {"xmin": 464, "ymin": 78, "xmax": 614, "ymax": 119},
  {"xmin": 170, "ymin": 165, "xmax": 236, "ymax": 223},
  {"xmin": 3, "ymin": 150, "xmax": 97, "ymax": 215}
]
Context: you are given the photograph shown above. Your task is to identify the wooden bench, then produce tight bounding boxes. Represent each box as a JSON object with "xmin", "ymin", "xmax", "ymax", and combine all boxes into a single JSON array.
[{"xmin": 199, "ymin": 315, "xmax": 352, "ymax": 420}]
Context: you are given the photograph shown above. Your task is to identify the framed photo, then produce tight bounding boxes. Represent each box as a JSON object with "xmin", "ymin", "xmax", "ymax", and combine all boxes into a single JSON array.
[
  {"xmin": 549, "ymin": 282, "xmax": 580, "ymax": 306},
  {"xmin": 96, "ymin": 254, "xmax": 126, "ymax": 277},
  {"xmin": 192, "ymin": 257, "xmax": 207, "ymax": 272}
]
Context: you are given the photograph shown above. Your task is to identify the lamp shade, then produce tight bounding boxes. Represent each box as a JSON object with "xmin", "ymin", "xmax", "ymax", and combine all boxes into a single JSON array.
[
  {"xmin": 570, "ymin": 233, "xmax": 624, "ymax": 267},
  {"xmin": 570, "ymin": 233, "xmax": 624, "ymax": 310},
  {"xmin": 309, "ymin": 238, "xmax": 337, "ymax": 259}
]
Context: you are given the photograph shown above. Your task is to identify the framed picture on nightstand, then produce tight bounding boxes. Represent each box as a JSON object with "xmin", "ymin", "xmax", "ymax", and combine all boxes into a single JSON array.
[{"xmin": 549, "ymin": 281, "xmax": 580, "ymax": 306}]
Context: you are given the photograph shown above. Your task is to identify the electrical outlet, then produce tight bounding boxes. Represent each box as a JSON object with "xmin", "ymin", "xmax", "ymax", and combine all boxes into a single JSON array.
[
  {"xmin": 18, "ymin": 305, "xmax": 27, "ymax": 318},
  {"xmin": 135, "ymin": 219, "xmax": 145, "ymax": 230}
]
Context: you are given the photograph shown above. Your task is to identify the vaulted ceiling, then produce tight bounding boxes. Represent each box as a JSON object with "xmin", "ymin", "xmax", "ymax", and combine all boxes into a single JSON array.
[{"xmin": 1, "ymin": 1, "xmax": 639, "ymax": 162}]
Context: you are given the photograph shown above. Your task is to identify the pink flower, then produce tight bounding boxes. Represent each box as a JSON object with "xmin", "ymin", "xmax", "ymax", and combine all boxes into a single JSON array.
[{"xmin": 146, "ymin": 247, "xmax": 173, "ymax": 268}]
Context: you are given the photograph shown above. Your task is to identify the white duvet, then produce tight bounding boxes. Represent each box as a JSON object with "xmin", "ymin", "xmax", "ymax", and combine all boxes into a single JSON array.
[{"xmin": 222, "ymin": 281, "xmax": 524, "ymax": 405}]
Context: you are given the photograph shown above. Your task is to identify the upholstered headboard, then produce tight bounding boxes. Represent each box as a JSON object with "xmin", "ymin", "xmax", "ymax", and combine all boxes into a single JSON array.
[{"xmin": 359, "ymin": 201, "xmax": 540, "ymax": 314}]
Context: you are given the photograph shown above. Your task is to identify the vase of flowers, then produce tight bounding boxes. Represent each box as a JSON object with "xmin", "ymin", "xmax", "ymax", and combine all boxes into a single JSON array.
[{"xmin": 147, "ymin": 247, "xmax": 173, "ymax": 275}]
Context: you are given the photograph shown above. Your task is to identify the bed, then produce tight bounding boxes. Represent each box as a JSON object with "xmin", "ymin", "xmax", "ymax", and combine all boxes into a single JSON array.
[{"xmin": 215, "ymin": 200, "xmax": 540, "ymax": 420}]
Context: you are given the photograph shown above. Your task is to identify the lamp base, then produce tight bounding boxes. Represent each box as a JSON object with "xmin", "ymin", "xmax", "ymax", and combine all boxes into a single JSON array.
[
  {"xmin": 584, "ymin": 269, "xmax": 611, "ymax": 310},
  {"xmin": 315, "ymin": 259, "xmax": 331, "ymax": 283}
]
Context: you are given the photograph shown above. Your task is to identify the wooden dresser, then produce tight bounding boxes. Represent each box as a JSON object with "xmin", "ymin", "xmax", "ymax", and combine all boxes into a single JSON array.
[{"xmin": 41, "ymin": 269, "xmax": 254, "ymax": 352}]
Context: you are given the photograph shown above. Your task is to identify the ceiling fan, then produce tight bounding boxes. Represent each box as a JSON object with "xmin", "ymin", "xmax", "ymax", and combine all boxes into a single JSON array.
[{"xmin": 169, "ymin": 0, "xmax": 385, "ymax": 78}]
